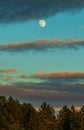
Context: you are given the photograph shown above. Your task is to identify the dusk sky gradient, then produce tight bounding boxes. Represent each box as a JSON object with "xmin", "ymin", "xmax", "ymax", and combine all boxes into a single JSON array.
[{"xmin": 0, "ymin": 0, "xmax": 84, "ymax": 107}]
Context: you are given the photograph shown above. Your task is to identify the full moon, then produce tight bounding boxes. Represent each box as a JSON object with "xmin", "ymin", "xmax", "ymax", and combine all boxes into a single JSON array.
[{"xmin": 39, "ymin": 19, "xmax": 46, "ymax": 27}]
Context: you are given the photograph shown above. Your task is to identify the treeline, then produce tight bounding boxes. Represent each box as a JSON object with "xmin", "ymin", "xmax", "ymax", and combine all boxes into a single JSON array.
[{"xmin": 0, "ymin": 96, "xmax": 84, "ymax": 130}]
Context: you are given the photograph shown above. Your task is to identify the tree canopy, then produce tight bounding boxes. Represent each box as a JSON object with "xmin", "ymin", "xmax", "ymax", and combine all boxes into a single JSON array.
[{"xmin": 0, "ymin": 96, "xmax": 84, "ymax": 130}]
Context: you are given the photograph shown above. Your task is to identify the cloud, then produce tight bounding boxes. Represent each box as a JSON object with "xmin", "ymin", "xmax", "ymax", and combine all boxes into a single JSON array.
[
  {"xmin": 0, "ymin": 38, "xmax": 84, "ymax": 52},
  {"xmin": 19, "ymin": 75, "xmax": 29, "ymax": 79},
  {"xmin": 0, "ymin": 76, "xmax": 14, "ymax": 83},
  {"xmin": 0, "ymin": 82, "xmax": 84, "ymax": 107},
  {"xmin": 0, "ymin": 84, "xmax": 25, "ymax": 97},
  {"xmin": 0, "ymin": 74, "xmax": 84, "ymax": 105},
  {"xmin": 80, "ymin": 26, "xmax": 84, "ymax": 28},
  {"xmin": 5, "ymin": 76, "xmax": 14, "ymax": 80},
  {"xmin": 30, "ymin": 72, "xmax": 84, "ymax": 85},
  {"xmin": 0, "ymin": 74, "xmax": 4, "ymax": 80},
  {"xmin": 0, "ymin": 83, "xmax": 84, "ymax": 99},
  {"xmin": 13, "ymin": 81, "xmax": 84, "ymax": 95},
  {"xmin": 0, "ymin": 0, "xmax": 84, "ymax": 23},
  {"xmin": 0, "ymin": 71, "xmax": 84, "ymax": 106},
  {"xmin": 0, "ymin": 68, "xmax": 19, "ymax": 73},
  {"xmin": 32, "ymin": 72, "xmax": 84, "ymax": 79}
]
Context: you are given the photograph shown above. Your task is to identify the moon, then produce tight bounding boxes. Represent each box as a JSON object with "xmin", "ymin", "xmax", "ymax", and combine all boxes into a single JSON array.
[{"xmin": 39, "ymin": 19, "xmax": 46, "ymax": 27}]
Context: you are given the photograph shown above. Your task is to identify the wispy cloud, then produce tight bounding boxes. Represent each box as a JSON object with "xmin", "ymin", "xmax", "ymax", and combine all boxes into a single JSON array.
[
  {"xmin": 19, "ymin": 75, "xmax": 29, "ymax": 79},
  {"xmin": 31, "ymin": 72, "xmax": 84, "ymax": 83},
  {"xmin": 31, "ymin": 72, "xmax": 84, "ymax": 79},
  {"xmin": 1, "ymin": 71, "xmax": 84, "ymax": 84},
  {"xmin": 0, "ymin": 38, "xmax": 84, "ymax": 52},
  {"xmin": 0, "ymin": 68, "xmax": 19, "ymax": 73},
  {"xmin": 0, "ymin": 0, "xmax": 84, "ymax": 23},
  {"xmin": 30, "ymin": 72, "xmax": 84, "ymax": 86}
]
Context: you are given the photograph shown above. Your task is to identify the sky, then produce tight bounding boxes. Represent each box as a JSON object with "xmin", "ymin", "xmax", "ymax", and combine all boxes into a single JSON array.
[{"xmin": 0, "ymin": 0, "xmax": 84, "ymax": 107}]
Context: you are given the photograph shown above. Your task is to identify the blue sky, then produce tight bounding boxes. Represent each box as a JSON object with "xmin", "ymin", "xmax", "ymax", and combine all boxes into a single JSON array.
[
  {"xmin": 0, "ymin": 0, "xmax": 84, "ymax": 107},
  {"xmin": 0, "ymin": 11, "xmax": 84, "ymax": 43}
]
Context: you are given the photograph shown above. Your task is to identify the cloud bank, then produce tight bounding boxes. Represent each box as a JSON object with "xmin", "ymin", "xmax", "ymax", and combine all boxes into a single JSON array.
[
  {"xmin": 0, "ymin": 82, "xmax": 84, "ymax": 106},
  {"xmin": 0, "ymin": 38, "xmax": 84, "ymax": 52},
  {"xmin": 0, "ymin": 71, "xmax": 84, "ymax": 106},
  {"xmin": 0, "ymin": 0, "xmax": 84, "ymax": 23}
]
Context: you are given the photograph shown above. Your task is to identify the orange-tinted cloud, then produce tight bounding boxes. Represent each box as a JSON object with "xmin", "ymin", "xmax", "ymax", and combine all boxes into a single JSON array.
[
  {"xmin": 32, "ymin": 72, "xmax": 84, "ymax": 79},
  {"xmin": 0, "ymin": 38, "xmax": 84, "ymax": 52},
  {"xmin": 0, "ymin": 68, "xmax": 19, "ymax": 73},
  {"xmin": 19, "ymin": 75, "xmax": 29, "ymax": 79}
]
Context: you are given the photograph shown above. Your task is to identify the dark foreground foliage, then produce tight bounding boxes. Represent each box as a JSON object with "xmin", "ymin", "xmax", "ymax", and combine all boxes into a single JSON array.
[{"xmin": 0, "ymin": 96, "xmax": 84, "ymax": 130}]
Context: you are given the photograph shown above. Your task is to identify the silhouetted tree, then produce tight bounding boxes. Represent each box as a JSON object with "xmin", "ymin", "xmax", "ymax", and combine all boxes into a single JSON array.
[
  {"xmin": 57, "ymin": 105, "xmax": 71, "ymax": 130},
  {"xmin": 0, "ymin": 96, "xmax": 84, "ymax": 130},
  {"xmin": 39, "ymin": 102, "xmax": 57, "ymax": 130}
]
